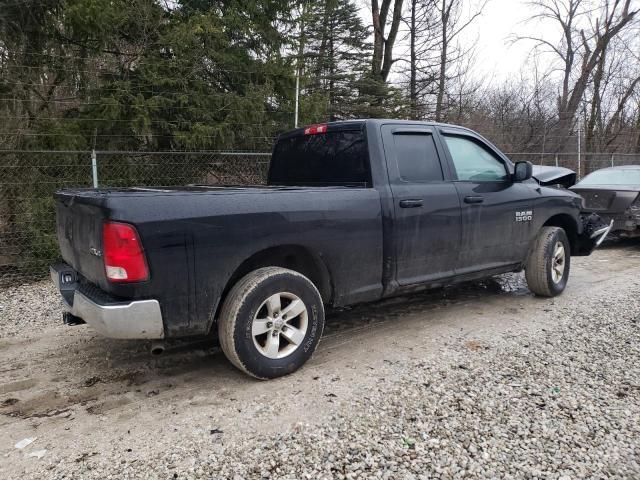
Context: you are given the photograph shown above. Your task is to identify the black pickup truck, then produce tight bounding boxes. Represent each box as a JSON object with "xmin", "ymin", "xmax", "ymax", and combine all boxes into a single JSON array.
[{"xmin": 51, "ymin": 120, "xmax": 611, "ymax": 378}]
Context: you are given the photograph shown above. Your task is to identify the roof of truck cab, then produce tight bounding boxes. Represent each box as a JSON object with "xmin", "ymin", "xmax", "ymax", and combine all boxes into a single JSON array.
[
  {"xmin": 279, "ymin": 119, "xmax": 476, "ymax": 139},
  {"xmin": 310, "ymin": 118, "xmax": 471, "ymax": 129}
]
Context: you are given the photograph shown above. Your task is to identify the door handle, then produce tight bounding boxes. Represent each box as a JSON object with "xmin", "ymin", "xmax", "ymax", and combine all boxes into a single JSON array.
[
  {"xmin": 464, "ymin": 196, "xmax": 484, "ymax": 204},
  {"xmin": 399, "ymin": 199, "xmax": 424, "ymax": 208}
]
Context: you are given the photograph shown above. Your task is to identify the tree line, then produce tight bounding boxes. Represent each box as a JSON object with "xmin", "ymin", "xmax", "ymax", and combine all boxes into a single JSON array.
[{"xmin": 1, "ymin": 0, "xmax": 639, "ymax": 155}]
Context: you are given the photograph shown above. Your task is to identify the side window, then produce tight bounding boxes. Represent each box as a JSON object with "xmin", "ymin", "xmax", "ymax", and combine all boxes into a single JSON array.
[
  {"xmin": 270, "ymin": 131, "xmax": 370, "ymax": 186},
  {"xmin": 444, "ymin": 135, "xmax": 508, "ymax": 181},
  {"xmin": 393, "ymin": 133, "xmax": 444, "ymax": 182}
]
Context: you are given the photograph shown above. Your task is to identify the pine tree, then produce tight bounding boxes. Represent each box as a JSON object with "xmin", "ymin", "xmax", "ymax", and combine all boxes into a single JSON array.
[{"xmin": 295, "ymin": 0, "xmax": 376, "ymax": 121}]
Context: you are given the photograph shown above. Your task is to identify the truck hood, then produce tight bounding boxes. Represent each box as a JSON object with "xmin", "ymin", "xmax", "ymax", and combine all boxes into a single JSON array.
[{"xmin": 531, "ymin": 165, "xmax": 577, "ymax": 188}]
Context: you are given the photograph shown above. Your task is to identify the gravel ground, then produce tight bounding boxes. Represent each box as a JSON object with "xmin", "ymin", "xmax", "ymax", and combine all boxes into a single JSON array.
[
  {"xmin": 0, "ymin": 280, "xmax": 61, "ymax": 338},
  {"xmin": 7, "ymin": 267, "xmax": 637, "ymax": 478},
  {"xmin": 1, "ymin": 245, "xmax": 639, "ymax": 479}
]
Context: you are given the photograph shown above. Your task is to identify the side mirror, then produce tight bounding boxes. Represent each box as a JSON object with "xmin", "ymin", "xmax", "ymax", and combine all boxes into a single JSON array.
[{"xmin": 514, "ymin": 161, "xmax": 533, "ymax": 182}]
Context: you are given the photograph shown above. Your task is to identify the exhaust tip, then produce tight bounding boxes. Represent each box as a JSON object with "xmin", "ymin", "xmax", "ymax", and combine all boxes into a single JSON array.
[{"xmin": 150, "ymin": 341, "xmax": 165, "ymax": 355}]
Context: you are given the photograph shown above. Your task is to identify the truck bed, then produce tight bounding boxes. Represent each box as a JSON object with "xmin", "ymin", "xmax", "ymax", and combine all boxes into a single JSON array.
[{"xmin": 55, "ymin": 184, "xmax": 384, "ymax": 337}]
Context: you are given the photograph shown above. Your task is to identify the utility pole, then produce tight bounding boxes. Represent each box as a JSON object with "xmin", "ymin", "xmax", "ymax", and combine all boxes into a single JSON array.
[
  {"xmin": 577, "ymin": 116, "xmax": 581, "ymax": 179},
  {"xmin": 91, "ymin": 128, "xmax": 98, "ymax": 188},
  {"xmin": 294, "ymin": 65, "xmax": 300, "ymax": 128}
]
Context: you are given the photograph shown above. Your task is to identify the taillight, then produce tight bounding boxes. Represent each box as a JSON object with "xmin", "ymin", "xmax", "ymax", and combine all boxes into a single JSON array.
[
  {"xmin": 102, "ymin": 222, "xmax": 149, "ymax": 282},
  {"xmin": 303, "ymin": 124, "xmax": 327, "ymax": 135}
]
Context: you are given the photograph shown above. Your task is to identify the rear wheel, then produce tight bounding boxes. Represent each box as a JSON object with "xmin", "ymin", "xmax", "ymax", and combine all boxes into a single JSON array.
[
  {"xmin": 218, "ymin": 267, "xmax": 324, "ymax": 379},
  {"xmin": 525, "ymin": 226, "xmax": 570, "ymax": 297}
]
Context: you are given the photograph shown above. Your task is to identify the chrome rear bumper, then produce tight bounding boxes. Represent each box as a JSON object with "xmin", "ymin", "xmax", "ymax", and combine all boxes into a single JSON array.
[{"xmin": 50, "ymin": 264, "xmax": 164, "ymax": 339}]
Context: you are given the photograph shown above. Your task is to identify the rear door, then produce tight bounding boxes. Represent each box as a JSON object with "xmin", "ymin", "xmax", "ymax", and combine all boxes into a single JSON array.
[
  {"xmin": 438, "ymin": 129, "xmax": 536, "ymax": 272},
  {"xmin": 382, "ymin": 125, "xmax": 461, "ymax": 285}
]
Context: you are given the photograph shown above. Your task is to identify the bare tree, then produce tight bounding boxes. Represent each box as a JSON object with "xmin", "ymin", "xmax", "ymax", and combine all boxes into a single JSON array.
[
  {"xmin": 432, "ymin": 0, "xmax": 487, "ymax": 122},
  {"xmin": 371, "ymin": 0, "xmax": 404, "ymax": 82},
  {"xmin": 394, "ymin": 0, "xmax": 485, "ymax": 121},
  {"xmin": 599, "ymin": 39, "xmax": 640, "ymax": 151},
  {"xmin": 519, "ymin": 0, "xmax": 640, "ymax": 151},
  {"xmin": 401, "ymin": 0, "xmax": 439, "ymax": 118},
  {"xmin": 635, "ymin": 99, "xmax": 640, "ymax": 153}
]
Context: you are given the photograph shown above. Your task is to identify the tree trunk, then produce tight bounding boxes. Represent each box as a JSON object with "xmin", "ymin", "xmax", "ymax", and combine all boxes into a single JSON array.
[
  {"xmin": 380, "ymin": 0, "xmax": 404, "ymax": 82},
  {"xmin": 585, "ymin": 51, "xmax": 605, "ymax": 173},
  {"xmin": 313, "ymin": 2, "xmax": 332, "ymax": 91},
  {"xmin": 435, "ymin": 0, "xmax": 449, "ymax": 122},
  {"xmin": 409, "ymin": 0, "xmax": 417, "ymax": 119},
  {"xmin": 328, "ymin": 32, "xmax": 335, "ymax": 120},
  {"xmin": 371, "ymin": 0, "xmax": 404, "ymax": 82},
  {"xmin": 634, "ymin": 105, "xmax": 640, "ymax": 154},
  {"xmin": 371, "ymin": 0, "xmax": 385, "ymax": 79}
]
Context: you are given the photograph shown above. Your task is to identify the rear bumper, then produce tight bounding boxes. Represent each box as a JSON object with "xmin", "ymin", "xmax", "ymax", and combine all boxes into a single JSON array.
[{"xmin": 50, "ymin": 263, "xmax": 164, "ymax": 339}]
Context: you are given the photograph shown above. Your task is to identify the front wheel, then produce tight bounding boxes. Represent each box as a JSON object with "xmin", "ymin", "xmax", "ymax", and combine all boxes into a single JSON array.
[
  {"xmin": 218, "ymin": 267, "xmax": 325, "ymax": 379},
  {"xmin": 525, "ymin": 226, "xmax": 570, "ymax": 297}
]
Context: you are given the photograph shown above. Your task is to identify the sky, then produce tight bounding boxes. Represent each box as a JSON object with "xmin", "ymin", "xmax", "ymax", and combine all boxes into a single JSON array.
[
  {"xmin": 358, "ymin": 0, "xmax": 562, "ymax": 83},
  {"xmin": 461, "ymin": 0, "xmax": 559, "ymax": 82}
]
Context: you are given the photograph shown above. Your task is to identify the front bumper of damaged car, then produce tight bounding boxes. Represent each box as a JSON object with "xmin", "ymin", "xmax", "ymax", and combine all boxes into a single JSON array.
[
  {"xmin": 597, "ymin": 208, "xmax": 640, "ymax": 236},
  {"xmin": 574, "ymin": 214, "xmax": 614, "ymax": 255}
]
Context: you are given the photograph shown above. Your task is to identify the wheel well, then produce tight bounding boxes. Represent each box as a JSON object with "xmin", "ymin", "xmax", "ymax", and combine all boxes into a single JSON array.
[
  {"xmin": 214, "ymin": 245, "xmax": 333, "ymax": 321},
  {"xmin": 543, "ymin": 214, "xmax": 578, "ymax": 252}
]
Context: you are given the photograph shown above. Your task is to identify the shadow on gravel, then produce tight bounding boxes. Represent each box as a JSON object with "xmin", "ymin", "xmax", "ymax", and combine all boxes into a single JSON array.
[
  {"xmin": 324, "ymin": 273, "xmax": 528, "ymax": 337},
  {"xmin": 0, "ymin": 272, "xmax": 531, "ymax": 419},
  {"xmin": 78, "ymin": 274, "xmax": 529, "ymax": 369},
  {"xmin": 598, "ymin": 236, "xmax": 640, "ymax": 250}
]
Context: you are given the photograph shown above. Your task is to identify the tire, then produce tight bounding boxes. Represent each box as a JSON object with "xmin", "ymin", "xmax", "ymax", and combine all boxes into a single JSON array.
[
  {"xmin": 218, "ymin": 267, "xmax": 325, "ymax": 379},
  {"xmin": 525, "ymin": 226, "xmax": 570, "ymax": 297}
]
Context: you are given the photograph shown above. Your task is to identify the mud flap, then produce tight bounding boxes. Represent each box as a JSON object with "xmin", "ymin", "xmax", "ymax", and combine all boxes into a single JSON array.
[{"xmin": 574, "ymin": 213, "xmax": 614, "ymax": 256}]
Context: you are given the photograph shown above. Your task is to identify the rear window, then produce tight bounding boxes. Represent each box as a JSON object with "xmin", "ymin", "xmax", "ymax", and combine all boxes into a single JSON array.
[
  {"xmin": 577, "ymin": 169, "xmax": 640, "ymax": 186},
  {"xmin": 269, "ymin": 130, "xmax": 371, "ymax": 186},
  {"xmin": 393, "ymin": 133, "xmax": 443, "ymax": 182}
]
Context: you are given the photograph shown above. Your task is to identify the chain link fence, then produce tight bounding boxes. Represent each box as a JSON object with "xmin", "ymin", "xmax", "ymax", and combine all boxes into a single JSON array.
[
  {"xmin": 507, "ymin": 152, "xmax": 640, "ymax": 176},
  {"xmin": 0, "ymin": 151, "xmax": 269, "ymax": 285},
  {"xmin": 1, "ymin": 150, "xmax": 639, "ymax": 284}
]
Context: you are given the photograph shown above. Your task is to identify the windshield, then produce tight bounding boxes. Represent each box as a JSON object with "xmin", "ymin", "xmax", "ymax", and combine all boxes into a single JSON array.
[
  {"xmin": 577, "ymin": 169, "xmax": 640, "ymax": 186},
  {"xmin": 269, "ymin": 129, "xmax": 371, "ymax": 187}
]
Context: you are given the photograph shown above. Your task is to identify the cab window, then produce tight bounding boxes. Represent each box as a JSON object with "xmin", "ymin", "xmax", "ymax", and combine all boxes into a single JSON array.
[
  {"xmin": 444, "ymin": 135, "xmax": 508, "ymax": 182},
  {"xmin": 393, "ymin": 132, "xmax": 443, "ymax": 182}
]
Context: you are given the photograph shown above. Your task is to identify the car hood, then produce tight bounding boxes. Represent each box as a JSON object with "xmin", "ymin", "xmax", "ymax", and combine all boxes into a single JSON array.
[
  {"xmin": 569, "ymin": 184, "xmax": 640, "ymax": 192},
  {"xmin": 531, "ymin": 165, "xmax": 577, "ymax": 188}
]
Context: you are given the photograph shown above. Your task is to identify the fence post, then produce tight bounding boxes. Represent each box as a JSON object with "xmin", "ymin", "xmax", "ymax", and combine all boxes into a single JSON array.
[
  {"xmin": 555, "ymin": 154, "xmax": 558, "ymax": 167},
  {"xmin": 577, "ymin": 125, "xmax": 581, "ymax": 179},
  {"xmin": 611, "ymin": 154, "xmax": 614, "ymax": 167},
  {"xmin": 91, "ymin": 149, "xmax": 99, "ymax": 188}
]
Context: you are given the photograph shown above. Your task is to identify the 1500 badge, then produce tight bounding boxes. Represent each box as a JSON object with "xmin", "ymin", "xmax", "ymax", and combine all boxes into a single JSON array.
[{"xmin": 515, "ymin": 210, "xmax": 533, "ymax": 222}]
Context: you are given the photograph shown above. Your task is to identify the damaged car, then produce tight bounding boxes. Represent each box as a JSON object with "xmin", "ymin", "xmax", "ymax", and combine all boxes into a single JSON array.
[{"xmin": 570, "ymin": 165, "xmax": 640, "ymax": 237}]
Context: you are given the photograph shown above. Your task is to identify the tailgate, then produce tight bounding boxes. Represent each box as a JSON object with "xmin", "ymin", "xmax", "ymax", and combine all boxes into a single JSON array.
[{"xmin": 55, "ymin": 192, "xmax": 107, "ymax": 285}]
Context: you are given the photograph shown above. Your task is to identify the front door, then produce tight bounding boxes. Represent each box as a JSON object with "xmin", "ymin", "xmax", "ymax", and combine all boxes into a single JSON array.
[
  {"xmin": 439, "ymin": 130, "xmax": 536, "ymax": 273},
  {"xmin": 382, "ymin": 125, "xmax": 462, "ymax": 286}
]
